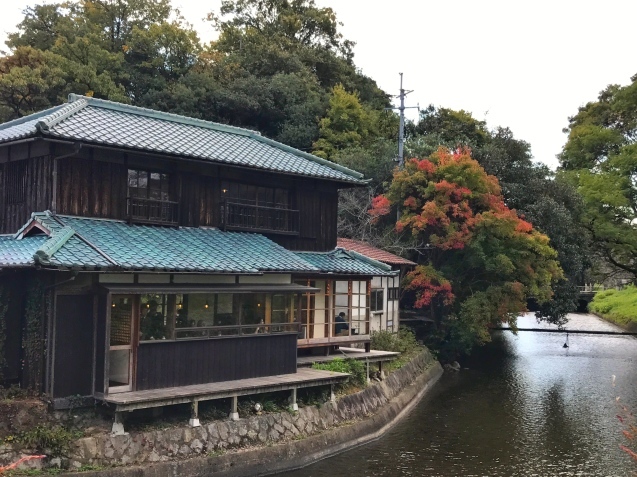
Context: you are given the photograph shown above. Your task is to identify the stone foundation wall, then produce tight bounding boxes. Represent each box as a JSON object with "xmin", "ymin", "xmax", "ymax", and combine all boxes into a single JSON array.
[{"xmin": 3, "ymin": 349, "xmax": 443, "ymax": 475}]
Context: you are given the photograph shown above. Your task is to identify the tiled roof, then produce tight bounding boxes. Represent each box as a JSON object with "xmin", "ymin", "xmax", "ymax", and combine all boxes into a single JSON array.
[
  {"xmin": 336, "ymin": 238, "xmax": 416, "ymax": 266},
  {"xmin": 295, "ymin": 249, "xmax": 396, "ymax": 276},
  {"xmin": 0, "ymin": 212, "xmax": 318, "ymax": 273},
  {"xmin": 0, "ymin": 235, "xmax": 47, "ymax": 267},
  {"xmin": 0, "ymin": 95, "xmax": 365, "ymax": 185}
]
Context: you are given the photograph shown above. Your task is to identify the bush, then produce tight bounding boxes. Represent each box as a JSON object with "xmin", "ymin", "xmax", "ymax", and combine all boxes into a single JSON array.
[
  {"xmin": 16, "ymin": 425, "xmax": 81, "ymax": 457},
  {"xmin": 312, "ymin": 358, "xmax": 367, "ymax": 387},
  {"xmin": 371, "ymin": 328, "xmax": 420, "ymax": 354}
]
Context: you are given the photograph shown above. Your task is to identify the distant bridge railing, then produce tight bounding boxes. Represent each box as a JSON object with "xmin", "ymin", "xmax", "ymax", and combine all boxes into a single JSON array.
[
  {"xmin": 577, "ymin": 283, "xmax": 628, "ymax": 297},
  {"xmin": 577, "ymin": 285, "xmax": 604, "ymax": 294}
]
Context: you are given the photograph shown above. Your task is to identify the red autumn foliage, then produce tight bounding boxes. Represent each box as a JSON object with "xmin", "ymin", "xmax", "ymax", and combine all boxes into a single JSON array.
[
  {"xmin": 371, "ymin": 147, "xmax": 561, "ymax": 332},
  {"xmin": 369, "ymin": 195, "xmax": 391, "ymax": 218},
  {"xmin": 404, "ymin": 265, "xmax": 455, "ymax": 309}
]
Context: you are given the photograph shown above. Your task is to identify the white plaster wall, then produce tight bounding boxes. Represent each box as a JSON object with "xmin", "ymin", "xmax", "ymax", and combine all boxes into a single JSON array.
[{"xmin": 312, "ymin": 280, "xmax": 326, "ymax": 338}]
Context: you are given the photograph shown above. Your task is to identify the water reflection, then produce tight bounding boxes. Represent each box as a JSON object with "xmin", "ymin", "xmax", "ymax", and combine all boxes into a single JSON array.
[{"xmin": 278, "ymin": 313, "xmax": 637, "ymax": 476}]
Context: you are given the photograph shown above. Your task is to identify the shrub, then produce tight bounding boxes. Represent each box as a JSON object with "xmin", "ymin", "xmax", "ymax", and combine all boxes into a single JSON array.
[
  {"xmin": 312, "ymin": 358, "xmax": 367, "ymax": 387},
  {"xmin": 16, "ymin": 425, "xmax": 81, "ymax": 457},
  {"xmin": 371, "ymin": 328, "xmax": 420, "ymax": 354}
]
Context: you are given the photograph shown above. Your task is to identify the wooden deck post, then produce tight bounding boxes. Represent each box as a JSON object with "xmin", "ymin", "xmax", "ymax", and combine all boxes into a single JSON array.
[
  {"xmin": 379, "ymin": 361, "xmax": 385, "ymax": 380},
  {"xmin": 290, "ymin": 387, "xmax": 298, "ymax": 412},
  {"xmin": 112, "ymin": 411, "xmax": 127, "ymax": 436},
  {"xmin": 229, "ymin": 395, "xmax": 239, "ymax": 421},
  {"xmin": 189, "ymin": 400, "xmax": 200, "ymax": 427},
  {"xmin": 366, "ymin": 359, "xmax": 370, "ymax": 384},
  {"xmin": 330, "ymin": 384, "xmax": 335, "ymax": 403}
]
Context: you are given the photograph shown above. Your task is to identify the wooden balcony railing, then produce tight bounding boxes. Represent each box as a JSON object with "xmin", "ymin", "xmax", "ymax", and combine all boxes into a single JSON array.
[
  {"xmin": 174, "ymin": 322, "xmax": 301, "ymax": 339},
  {"xmin": 127, "ymin": 197, "xmax": 180, "ymax": 227},
  {"xmin": 221, "ymin": 200, "xmax": 300, "ymax": 235}
]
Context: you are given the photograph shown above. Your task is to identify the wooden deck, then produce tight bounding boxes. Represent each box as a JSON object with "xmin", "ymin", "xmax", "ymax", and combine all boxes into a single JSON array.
[
  {"xmin": 99, "ymin": 368, "xmax": 349, "ymax": 412},
  {"xmin": 297, "ymin": 334, "xmax": 371, "ymax": 349},
  {"xmin": 297, "ymin": 347, "xmax": 399, "ymax": 367}
]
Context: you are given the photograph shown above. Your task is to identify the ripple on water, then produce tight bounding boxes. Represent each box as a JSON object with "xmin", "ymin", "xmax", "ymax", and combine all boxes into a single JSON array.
[{"xmin": 278, "ymin": 313, "xmax": 637, "ymax": 477}]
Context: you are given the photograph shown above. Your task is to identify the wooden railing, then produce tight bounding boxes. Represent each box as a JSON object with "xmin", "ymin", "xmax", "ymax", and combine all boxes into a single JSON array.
[
  {"xmin": 174, "ymin": 322, "xmax": 301, "ymax": 339},
  {"xmin": 221, "ymin": 199, "xmax": 300, "ymax": 235},
  {"xmin": 127, "ymin": 197, "xmax": 180, "ymax": 227}
]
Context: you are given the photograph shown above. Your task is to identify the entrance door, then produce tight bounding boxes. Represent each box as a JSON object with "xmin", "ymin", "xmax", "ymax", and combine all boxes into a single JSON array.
[{"xmin": 108, "ymin": 295, "xmax": 136, "ymax": 393}]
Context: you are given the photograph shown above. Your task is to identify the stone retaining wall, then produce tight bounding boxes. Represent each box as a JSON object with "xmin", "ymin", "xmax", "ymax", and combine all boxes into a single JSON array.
[{"xmin": 5, "ymin": 349, "xmax": 443, "ymax": 476}]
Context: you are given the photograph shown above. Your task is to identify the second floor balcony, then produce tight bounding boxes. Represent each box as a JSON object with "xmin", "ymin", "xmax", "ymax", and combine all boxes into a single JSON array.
[
  {"xmin": 127, "ymin": 197, "xmax": 179, "ymax": 227},
  {"xmin": 221, "ymin": 199, "xmax": 300, "ymax": 235}
]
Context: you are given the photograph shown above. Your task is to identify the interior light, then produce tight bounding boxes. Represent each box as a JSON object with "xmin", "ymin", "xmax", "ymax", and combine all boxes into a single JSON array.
[
  {"xmin": 177, "ymin": 301, "xmax": 183, "ymax": 310},
  {"xmin": 146, "ymin": 303, "xmax": 150, "ymax": 309},
  {"xmin": 257, "ymin": 303, "xmax": 261, "ymax": 307},
  {"xmin": 204, "ymin": 300, "xmax": 209, "ymax": 309},
  {"xmin": 222, "ymin": 189, "xmax": 227, "ymax": 193},
  {"xmin": 112, "ymin": 302, "xmax": 116, "ymax": 308}
]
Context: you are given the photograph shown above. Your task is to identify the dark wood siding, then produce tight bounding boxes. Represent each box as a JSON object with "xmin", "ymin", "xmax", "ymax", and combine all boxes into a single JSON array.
[
  {"xmin": 57, "ymin": 157, "xmax": 127, "ymax": 219},
  {"xmin": 53, "ymin": 295, "xmax": 95, "ymax": 398},
  {"xmin": 135, "ymin": 333, "xmax": 298, "ymax": 391},
  {"xmin": 1, "ymin": 156, "xmax": 54, "ymax": 234},
  {"xmin": 6, "ymin": 146, "xmax": 344, "ymax": 250},
  {"xmin": 0, "ymin": 272, "xmax": 30, "ymax": 383},
  {"xmin": 272, "ymin": 186, "xmax": 337, "ymax": 251}
]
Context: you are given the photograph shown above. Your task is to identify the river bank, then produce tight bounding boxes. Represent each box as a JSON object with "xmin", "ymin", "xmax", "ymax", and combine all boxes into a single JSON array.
[
  {"xmin": 588, "ymin": 286, "xmax": 637, "ymax": 331},
  {"xmin": 2, "ymin": 349, "xmax": 442, "ymax": 476},
  {"xmin": 278, "ymin": 312, "xmax": 637, "ymax": 476}
]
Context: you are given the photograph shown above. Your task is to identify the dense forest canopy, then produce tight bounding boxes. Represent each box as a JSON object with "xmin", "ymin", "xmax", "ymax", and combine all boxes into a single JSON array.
[
  {"xmin": 0, "ymin": 0, "xmax": 608, "ymax": 356},
  {"xmin": 0, "ymin": 0, "xmax": 389, "ymax": 152}
]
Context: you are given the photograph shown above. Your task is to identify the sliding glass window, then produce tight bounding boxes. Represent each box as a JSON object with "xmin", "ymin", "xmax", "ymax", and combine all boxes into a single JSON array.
[{"xmin": 137, "ymin": 292, "xmax": 297, "ymax": 342}]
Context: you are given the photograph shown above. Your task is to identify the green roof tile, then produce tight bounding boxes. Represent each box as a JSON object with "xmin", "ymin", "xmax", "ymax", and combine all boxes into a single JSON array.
[
  {"xmin": 0, "ymin": 236, "xmax": 46, "ymax": 267},
  {"xmin": 0, "ymin": 95, "xmax": 366, "ymax": 185},
  {"xmin": 1, "ymin": 212, "xmax": 320, "ymax": 273}
]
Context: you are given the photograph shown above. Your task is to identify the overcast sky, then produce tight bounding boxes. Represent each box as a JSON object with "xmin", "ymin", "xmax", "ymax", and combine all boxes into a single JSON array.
[{"xmin": 2, "ymin": 0, "xmax": 636, "ymax": 169}]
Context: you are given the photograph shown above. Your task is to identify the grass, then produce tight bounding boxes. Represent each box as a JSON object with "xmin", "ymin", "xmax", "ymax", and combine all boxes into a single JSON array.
[
  {"xmin": 312, "ymin": 358, "xmax": 367, "ymax": 390},
  {"xmin": 589, "ymin": 286, "xmax": 637, "ymax": 327}
]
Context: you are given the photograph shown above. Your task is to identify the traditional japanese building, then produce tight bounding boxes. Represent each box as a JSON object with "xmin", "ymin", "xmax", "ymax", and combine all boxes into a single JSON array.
[
  {"xmin": 0, "ymin": 95, "xmax": 397, "ymax": 426},
  {"xmin": 336, "ymin": 238, "xmax": 416, "ymax": 332}
]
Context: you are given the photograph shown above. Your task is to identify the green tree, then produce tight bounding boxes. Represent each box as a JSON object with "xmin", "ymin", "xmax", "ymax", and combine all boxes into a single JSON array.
[
  {"xmin": 0, "ymin": 0, "xmax": 187, "ymax": 120},
  {"xmin": 371, "ymin": 148, "xmax": 563, "ymax": 358},
  {"xmin": 208, "ymin": 0, "xmax": 390, "ymax": 150},
  {"xmin": 559, "ymin": 75, "xmax": 637, "ymax": 280},
  {"xmin": 313, "ymin": 84, "xmax": 375, "ymax": 159},
  {"xmin": 0, "ymin": 47, "xmax": 67, "ymax": 119},
  {"xmin": 405, "ymin": 106, "xmax": 590, "ymax": 326}
]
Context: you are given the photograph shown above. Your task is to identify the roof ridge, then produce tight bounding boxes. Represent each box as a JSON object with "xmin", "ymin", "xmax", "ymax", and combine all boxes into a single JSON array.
[
  {"xmin": 68, "ymin": 94, "xmax": 260, "ymax": 138},
  {"xmin": 0, "ymin": 104, "xmax": 66, "ymax": 132},
  {"xmin": 33, "ymin": 226, "xmax": 75, "ymax": 264},
  {"xmin": 52, "ymin": 215, "xmax": 120, "ymax": 267},
  {"xmin": 37, "ymin": 98, "xmax": 89, "ymax": 132},
  {"xmin": 67, "ymin": 94, "xmax": 365, "ymax": 182}
]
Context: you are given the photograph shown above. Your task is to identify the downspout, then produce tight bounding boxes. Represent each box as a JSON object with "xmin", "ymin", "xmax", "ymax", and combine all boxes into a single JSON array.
[{"xmin": 51, "ymin": 142, "xmax": 82, "ymax": 214}]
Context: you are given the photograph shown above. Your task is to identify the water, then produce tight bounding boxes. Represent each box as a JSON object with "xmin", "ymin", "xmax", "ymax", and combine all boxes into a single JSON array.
[{"xmin": 279, "ymin": 313, "xmax": 637, "ymax": 477}]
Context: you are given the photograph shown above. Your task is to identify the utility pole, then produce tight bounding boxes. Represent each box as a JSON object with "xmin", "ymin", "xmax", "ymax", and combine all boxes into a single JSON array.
[{"xmin": 386, "ymin": 73, "xmax": 418, "ymax": 168}]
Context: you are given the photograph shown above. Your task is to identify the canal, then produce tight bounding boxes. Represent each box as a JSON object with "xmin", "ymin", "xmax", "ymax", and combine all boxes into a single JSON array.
[{"xmin": 279, "ymin": 313, "xmax": 637, "ymax": 476}]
